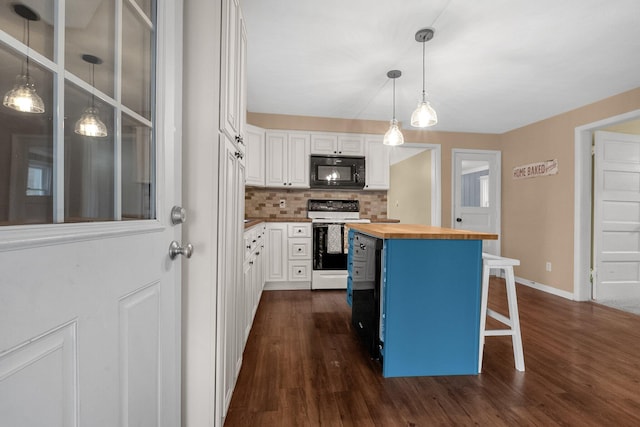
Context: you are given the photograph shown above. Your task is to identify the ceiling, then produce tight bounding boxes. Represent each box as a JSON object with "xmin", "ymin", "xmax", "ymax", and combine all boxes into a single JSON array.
[{"xmin": 241, "ymin": 0, "xmax": 640, "ymax": 134}]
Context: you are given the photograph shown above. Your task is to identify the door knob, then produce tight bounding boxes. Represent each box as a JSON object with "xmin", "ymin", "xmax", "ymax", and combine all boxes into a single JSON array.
[
  {"xmin": 169, "ymin": 241, "xmax": 194, "ymax": 259},
  {"xmin": 456, "ymin": 218, "xmax": 462, "ymax": 222}
]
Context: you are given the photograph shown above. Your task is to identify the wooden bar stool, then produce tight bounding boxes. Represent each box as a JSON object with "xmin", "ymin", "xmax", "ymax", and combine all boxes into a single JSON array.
[{"xmin": 479, "ymin": 253, "xmax": 525, "ymax": 372}]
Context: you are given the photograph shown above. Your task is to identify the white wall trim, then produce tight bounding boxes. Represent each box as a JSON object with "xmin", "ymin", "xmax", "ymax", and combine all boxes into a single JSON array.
[
  {"xmin": 264, "ymin": 282, "xmax": 311, "ymax": 291},
  {"xmin": 573, "ymin": 108, "xmax": 640, "ymax": 301},
  {"xmin": 515, "ymin": 275, "xmax": 575, "ymax": 300}
]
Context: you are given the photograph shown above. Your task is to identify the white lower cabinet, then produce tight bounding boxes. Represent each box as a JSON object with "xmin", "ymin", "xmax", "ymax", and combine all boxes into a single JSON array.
[
  {"xmin": 243, "ymin": 223, "xmax": 266, "ymax": 341},
  {"xmin": 265, "ymin": 222, "xmax": 312, "ymax": 289},
  {"xmin": 218, "ymin": 132, "xmax": 245, "ymax": 416}
]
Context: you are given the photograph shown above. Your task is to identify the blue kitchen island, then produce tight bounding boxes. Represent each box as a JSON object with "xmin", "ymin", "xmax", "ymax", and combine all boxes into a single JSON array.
[{"xmin": 346, "ymin": 223, "xmax": 498, "ymax": 378}]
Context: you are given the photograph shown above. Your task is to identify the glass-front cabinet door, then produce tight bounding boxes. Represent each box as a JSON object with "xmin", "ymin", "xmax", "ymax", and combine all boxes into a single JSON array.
[{"xmin": 0, "ymin": 0, "xmax": 156, "ymax": 225}]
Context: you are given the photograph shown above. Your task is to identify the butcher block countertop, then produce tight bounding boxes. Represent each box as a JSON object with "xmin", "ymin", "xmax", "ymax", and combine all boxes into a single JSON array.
[{"xmin": 347, "ymin": 223, "xmax": 498, "ymax": 240}]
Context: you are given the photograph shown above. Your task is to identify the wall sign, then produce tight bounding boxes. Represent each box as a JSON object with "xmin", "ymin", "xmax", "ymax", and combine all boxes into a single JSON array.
[{"xmin": 513, "ymin": 159, "xmax": 558, "ymax": 180}]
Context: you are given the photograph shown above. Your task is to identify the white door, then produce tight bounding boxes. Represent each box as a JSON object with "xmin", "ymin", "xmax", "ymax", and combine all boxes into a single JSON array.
[
  {"xmin": 593, "ymin": 131, "xmax": 640, "ymax": 300},
  {"xmin": 452, "ymin": 149, "xmax": 501, "ymax": 255},
  {"xmin": 0, "ymin": 1, "xmax": 183, "ymax": 425}
]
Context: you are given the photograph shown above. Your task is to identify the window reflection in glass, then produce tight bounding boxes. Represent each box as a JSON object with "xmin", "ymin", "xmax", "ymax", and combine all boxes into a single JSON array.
[
  {"xmin": 65, "ymin": 0, "xmax": 115, "ymax": 98},
  {"xmin": 0, "ymin": 47, "xmax": 54, "ymax": 225},
  {"xmin": 64, "ymin": 82, "xmax": 115, "ymax": 222},
  {"xmin": 122, "ymin": 1, "xmax": 155, "ymax": 120},
  {"xmin": 133, "ymin": 0, "xmax": 154, "ymax": 19},
  {"xmin": 461, "ymin": 160, "xmax": 490, "ymax": 208},
  {"xmin": 122, "ymin": 114, "xmax": 154, "ymax": 220},
  {"xmin": 0, "ymin": 0, "xmax": 54, "ymax": 60}
]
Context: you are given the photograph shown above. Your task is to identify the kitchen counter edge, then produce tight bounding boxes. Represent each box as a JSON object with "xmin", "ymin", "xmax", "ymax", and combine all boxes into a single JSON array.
[
  {"xmin": 346, "ymin": 223, "xmax": 498, "ymax": 240},
  {"xmin": 244, "ymin": 217, "xmax": 401, "ymax": 229}
]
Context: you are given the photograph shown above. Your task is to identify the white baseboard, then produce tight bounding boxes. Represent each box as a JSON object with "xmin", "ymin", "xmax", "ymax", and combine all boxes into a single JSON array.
[
  {"xmin": 264, "ymin": 281, "xmax": 311, "ymax": 291},
  {"xmin": 514, "ymin": 275, "xmax": 575, "ymax": 300}
]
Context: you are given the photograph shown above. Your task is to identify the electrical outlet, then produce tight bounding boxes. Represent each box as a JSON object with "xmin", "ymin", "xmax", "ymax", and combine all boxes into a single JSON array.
[
  {"xmin": 279, "ymin": 199, "xmax": 286, "ymax": 208},
  {"xmin": 546, "ymin": 262, "xmax": 552, "ymax": 272}
]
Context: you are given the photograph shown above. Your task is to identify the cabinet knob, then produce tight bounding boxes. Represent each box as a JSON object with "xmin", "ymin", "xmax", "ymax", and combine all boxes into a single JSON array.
[
  {"xmin": 256, "ymin": 252, "xmax": 260, "ymax": 256},
  {"xmin": 297, "ymin": 248, "xmax": 302, "ymax": 252},
  {"xmin": 298, "ymin": 270, "xmax": 302, "ymax": 274},
  {"xmin": 249, "ymin": 261, "xmax": 254, "ymax": 265}
]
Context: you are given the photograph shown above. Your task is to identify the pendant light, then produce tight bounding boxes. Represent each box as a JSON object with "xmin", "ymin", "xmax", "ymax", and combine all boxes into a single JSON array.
[
  {"xmin": 383, "ymin": 70, "xmax": 404, "ymax": 146},
  {"xmin": 410, "ymin": 28, "xmax": 437, "ymax": 128},
  {"xmin": 3, "ymin": 4, "xmax": 45, "ymax": 114},
  {"xmin": 75, "ymin": 54, "xmax": 108, "ymax": 138}
]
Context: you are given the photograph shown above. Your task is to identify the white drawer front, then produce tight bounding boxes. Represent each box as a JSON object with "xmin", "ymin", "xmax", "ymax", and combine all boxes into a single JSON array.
[
  {"xmin": 289, "ymin": 261, "xmax": 312, "ymax": 281},
  {"xmin": 288, "ymin": 238, "xmax": 311, "ymax": 259},
  {"xmin": 288, "ymin": 223, "xmax": 311, "ymax": 238}
]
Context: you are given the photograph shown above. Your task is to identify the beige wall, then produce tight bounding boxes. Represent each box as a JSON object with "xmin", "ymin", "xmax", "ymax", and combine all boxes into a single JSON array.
[
  {"xmin": 248, "ymin": 86, "xmax": 640, "ymax": 295},
  {"xmin": 500, "ymin": 87, "xmax": 640, "ymax": 293},
  {"xmin": 388, "ymin": 150, "xmax": 431, "ymax": 224}
]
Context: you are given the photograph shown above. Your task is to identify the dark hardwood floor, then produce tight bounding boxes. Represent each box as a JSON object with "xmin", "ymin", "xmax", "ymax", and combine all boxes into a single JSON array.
[{"xmin": 225, "ymin": 278, "xmax": 640, "ymax": 426}]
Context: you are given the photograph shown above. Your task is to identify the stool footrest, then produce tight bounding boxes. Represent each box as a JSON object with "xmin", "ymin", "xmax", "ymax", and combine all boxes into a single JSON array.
[
  {"xmin": 484, "ymin": 329, "xmax": 515, "ymax": 337},
  {"xmin": 486, "ymin": 309, "xmax": 512, "ymax": 327}
]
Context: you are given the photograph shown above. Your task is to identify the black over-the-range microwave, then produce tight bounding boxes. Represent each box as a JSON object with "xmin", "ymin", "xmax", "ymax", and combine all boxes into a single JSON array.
[{"xmin": 309, "ymin": 155, "xmax": 366, "ymax": 189}]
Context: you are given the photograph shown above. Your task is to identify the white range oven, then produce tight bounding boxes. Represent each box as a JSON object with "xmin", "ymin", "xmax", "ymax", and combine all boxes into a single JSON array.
[{"xmin": 307, "ymin": 199, "xmax": 370, "ymax": 290}]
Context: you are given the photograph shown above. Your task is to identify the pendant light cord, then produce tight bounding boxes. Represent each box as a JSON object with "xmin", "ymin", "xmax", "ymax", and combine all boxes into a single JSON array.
[
  {"xmin": 23, "ymin": 19, "xmax": 29, "ymax": 77},
  {"xmin": 421, "ymin": 39, "xmax": 426, "ymax": 97},
  {"xmin": 91, "ymin": 63, "xmax": 95, "ymax": 107},
  {"xmin": 392, "ymin": 77, "xmax": 396, "ymax": 120}
]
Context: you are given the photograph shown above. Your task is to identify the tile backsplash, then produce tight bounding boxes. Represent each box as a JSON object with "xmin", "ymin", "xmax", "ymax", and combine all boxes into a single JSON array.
[{"xmin": 245, "ymin": 187, "xmax": 389, "ymax": 220}]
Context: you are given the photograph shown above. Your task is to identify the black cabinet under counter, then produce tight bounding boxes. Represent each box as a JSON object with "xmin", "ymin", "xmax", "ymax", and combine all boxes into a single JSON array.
[{"xmin": 348, "ymin": 230, "xmax": 383, "ymax": 359}]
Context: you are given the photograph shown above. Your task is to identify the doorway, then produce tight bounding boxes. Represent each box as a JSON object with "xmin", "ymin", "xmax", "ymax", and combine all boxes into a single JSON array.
[
  {"xmin": 574, "ymin": 110, "xmax": 640, "ymax": 302},
  {"xmin": 593, "ymin": 131, "xmax": 640, "ymax": 300},
  {"xmin": 452, "ymin": 149, "xmax": 501, "ymax": 255},
  {"xmin": 387, "ymin": 143, "xmax": 441, "ymax": 226}
]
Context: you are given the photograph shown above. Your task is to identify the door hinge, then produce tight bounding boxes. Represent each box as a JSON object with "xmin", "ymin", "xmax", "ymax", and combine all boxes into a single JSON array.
[
  {"xmin": 590, "ymin": 268, "xmax": 596, "ymax": 283},
  {"xmin": 591, "ymin": 145, "xmax": 595, "ymax": 156}
]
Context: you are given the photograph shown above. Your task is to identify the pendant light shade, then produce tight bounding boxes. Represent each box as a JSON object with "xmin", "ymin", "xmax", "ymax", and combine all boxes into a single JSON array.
[
  {"xmin": 3, "ymin": 73, "xmax": 45, "ymax": 113},
  {"xmin": 411, "ymin": 97, "xmax": 437, "ymax": 128},
  {"xmin": 383, "ymin": 70, "xmax": 404, "ymax": 146},
  {"xmin": 75, "ymin": 54, "xmax": 108, "ymax": 138},
  {"xmin": 3, "ymin": 4, "xmax": 45, "ymax": 114},
  {"xmin": 411, "ymin": 28, "xmax": 437, "ymax": 128},
  {"xmin": 75, "ymin": 106, "xmax": 108, "ymax": 137},
  {"xmin": 384, "ymin": 119, "xmax": 404, "ymax": 146}
]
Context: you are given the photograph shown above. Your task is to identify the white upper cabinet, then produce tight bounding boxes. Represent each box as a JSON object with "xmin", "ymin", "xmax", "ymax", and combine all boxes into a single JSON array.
[
  {"xmin": 220, "ymin": 0, "xmax": 247, "ymax": 147},
  {"xmin": 337, "ymin": 135, "xmax": 365, "ymax": 155},
  {"xmin": 265, "ymin": 131, "xmax": 310, "ymax": 188},
  {"xmin": 288, "ymin": 133, "xmax": 311, "ymax": 187},
  {"xmin": 260, "ymin": 129, "xmax": 390, "ymax": 190},
  {"xmin": 245, "ymin": 125, "xmax": 265, "ymax": 186},
  {"xmin": 310, "ymin": 133, "xmax": 364, "ymax": 156},
  {"xmin": 364, "ymin": 136, "xmax": 390, "ymax": 190}
]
